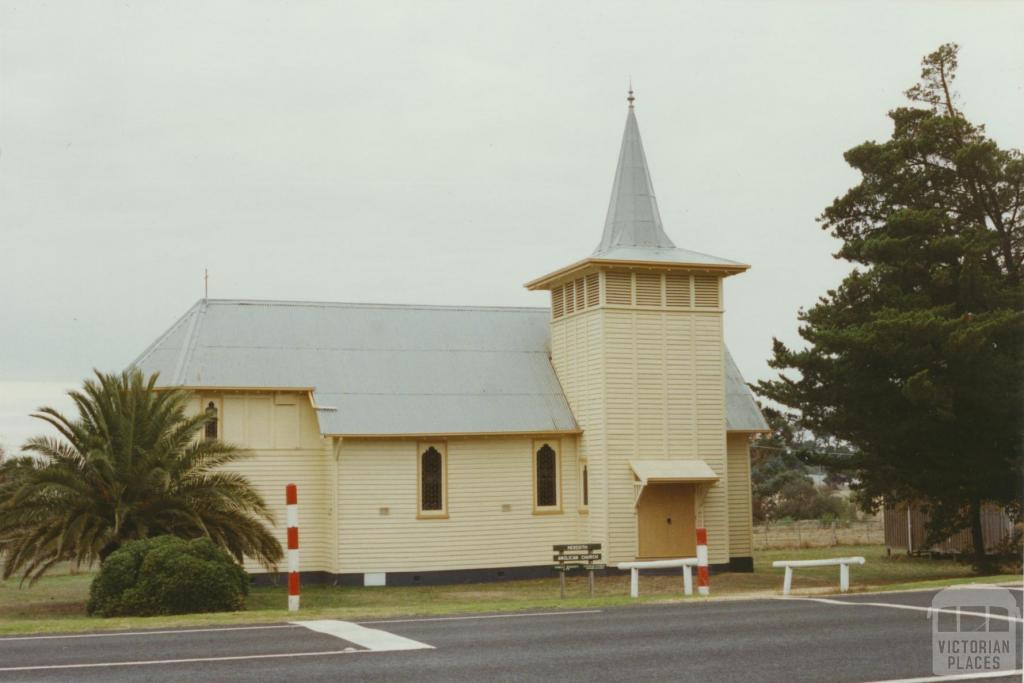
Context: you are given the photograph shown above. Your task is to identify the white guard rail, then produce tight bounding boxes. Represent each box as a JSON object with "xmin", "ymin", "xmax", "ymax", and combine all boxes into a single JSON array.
[
  {"xmin": 772, "ymin": 556, "xmax": 866, "ymax": 595},
  {"xmin": 617, "ymin": 558, "xmax": 698, "ymax": 598}
]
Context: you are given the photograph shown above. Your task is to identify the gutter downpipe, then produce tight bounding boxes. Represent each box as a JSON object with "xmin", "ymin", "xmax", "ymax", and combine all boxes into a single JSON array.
[{"xmin": 331, "ymin": 436, "xmax": 343, "ymax": 581}]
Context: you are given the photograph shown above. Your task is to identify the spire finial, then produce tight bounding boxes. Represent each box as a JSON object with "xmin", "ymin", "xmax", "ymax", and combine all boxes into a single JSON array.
[{"xmin": 627, "ymin": 79, "xmax": 635, "ymax": 108}]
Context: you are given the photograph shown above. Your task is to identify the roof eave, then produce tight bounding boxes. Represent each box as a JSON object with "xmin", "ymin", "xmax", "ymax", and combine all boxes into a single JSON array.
[
  {"xmin": 726, "ymin": 427, "xmax": 772, "ymax": 435},
  {"xmin": 324, "ymin": 428, "xmax": 584, "ymax": 439},
  {"xmin": 525, "ymin": 257, "xmax": 750, "ymax": 291}
]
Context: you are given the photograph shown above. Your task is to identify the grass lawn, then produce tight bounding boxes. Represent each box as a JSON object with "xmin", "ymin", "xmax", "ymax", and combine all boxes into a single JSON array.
[{"xmin": 0, "ymin": 545, "xmax": 1018, "ymax": 636}]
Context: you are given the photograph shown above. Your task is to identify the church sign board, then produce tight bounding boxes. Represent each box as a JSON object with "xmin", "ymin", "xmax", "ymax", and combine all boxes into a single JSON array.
[{"xmin": 553, "ymin": 543, "xmax": 603, "ymax": 596}]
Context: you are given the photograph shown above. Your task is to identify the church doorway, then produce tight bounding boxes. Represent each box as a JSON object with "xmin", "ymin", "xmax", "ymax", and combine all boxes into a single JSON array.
[{"xmin": 636, "ymin": 484, "xmax": 696, "ymax": 559}]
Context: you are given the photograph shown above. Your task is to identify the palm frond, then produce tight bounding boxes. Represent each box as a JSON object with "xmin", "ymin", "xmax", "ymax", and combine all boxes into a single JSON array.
[{"xmin": 0, "ymin": 368, "xmax": 283, "ymax": 582}]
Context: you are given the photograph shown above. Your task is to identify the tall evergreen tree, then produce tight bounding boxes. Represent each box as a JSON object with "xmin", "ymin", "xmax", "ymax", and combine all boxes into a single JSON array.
[{"xmin": 756, "ymin": 44, "xmax": 1023, "ymax": 565}]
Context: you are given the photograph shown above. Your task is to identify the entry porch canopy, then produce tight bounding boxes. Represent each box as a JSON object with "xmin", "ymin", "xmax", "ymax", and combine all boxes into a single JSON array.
[{"xmin": 629, "ymin": 459, "xmax": 720, "ymax": 507}]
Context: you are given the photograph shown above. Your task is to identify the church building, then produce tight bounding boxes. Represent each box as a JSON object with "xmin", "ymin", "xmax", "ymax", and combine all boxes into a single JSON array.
[{"xmin": 133, "ymin": 93, "xmax": 768, "ymax": 585}]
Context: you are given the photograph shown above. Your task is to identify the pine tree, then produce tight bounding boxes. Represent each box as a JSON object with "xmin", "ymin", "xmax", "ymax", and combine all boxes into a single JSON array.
[{"xmin": 756, "ymin": 44, "xmax": 1024, "ymax": 566}]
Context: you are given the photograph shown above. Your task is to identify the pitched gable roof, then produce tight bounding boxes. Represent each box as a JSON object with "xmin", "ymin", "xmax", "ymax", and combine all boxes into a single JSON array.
[
  {"xmin": 134, "ymin": 299, "xmax": 766, "ymax": 437},
  {"xmin": 133, "ymin": 299, "xmax": 578, "ymax": 436},
  {"xmin": 725, "ymin": 349, "xmax": 769, "ymax": 432}
]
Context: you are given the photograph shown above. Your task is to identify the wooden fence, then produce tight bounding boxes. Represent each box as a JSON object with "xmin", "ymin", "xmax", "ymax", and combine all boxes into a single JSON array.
[
  {"xmin": 753, "ymin": 519, "xmax": 884, "ymax": 550},
  {"xmin": 883, "ymin": 503, "xmax": 1015, "ymax": 555}
]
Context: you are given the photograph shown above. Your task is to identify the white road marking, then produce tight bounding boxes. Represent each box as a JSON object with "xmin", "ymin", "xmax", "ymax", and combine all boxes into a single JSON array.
[
  {"xmin": 0, "ymin": 624, "xmax": 298, "ymax": 642},
  {"xmin": 293, "ymin": 620, "xmax": 433, "ymax": 651},
  {"xmin": 0, "ymin": 649, "xmax": 370, "ymax": 673},
  {"xmin": 860, "ymin": 669, "xmax": 1023, "ymax": 682},
  {"xmin": 795, "ymin": 597, "xmax": 1024, "ymax": 623},
  {"xmin": 363, "ymin": 609, "xmax": 603, "ymax": 625}
]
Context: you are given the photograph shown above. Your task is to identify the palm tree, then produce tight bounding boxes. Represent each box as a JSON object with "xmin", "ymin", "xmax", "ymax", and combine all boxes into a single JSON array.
[{"xmin": 0, "ymin": 369, "xmax": 282, "ymax": 583}]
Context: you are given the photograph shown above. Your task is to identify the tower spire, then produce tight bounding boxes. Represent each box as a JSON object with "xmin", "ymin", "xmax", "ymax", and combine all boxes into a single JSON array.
[{"xmin": 593, "ymin": 91, "xmax": 675, "ymax": 255}]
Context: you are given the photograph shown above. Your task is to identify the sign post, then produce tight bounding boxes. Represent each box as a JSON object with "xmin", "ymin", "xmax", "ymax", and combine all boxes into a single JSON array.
[{"xmin": 552, "ymin": 544, "xmax": 604, "ymax": 598}]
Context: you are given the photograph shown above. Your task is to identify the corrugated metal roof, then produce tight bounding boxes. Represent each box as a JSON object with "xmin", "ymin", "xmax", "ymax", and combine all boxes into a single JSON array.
[
  {"xmin": 133, "ymin": 299, "xmax": 766, "ymax": 436},
  {"xmin": 133, "ymin": 299, "xmax": 578, "ymax": 436},
  {"xmin": 725, "ymin": 349, "xmax": 769, "ymax": 432}
]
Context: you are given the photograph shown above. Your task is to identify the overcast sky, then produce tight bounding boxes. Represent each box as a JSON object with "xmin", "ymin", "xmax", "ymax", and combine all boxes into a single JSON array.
[{"xmin": 1, "ymin": 1, "xmax": 1022, "ymax": 453}]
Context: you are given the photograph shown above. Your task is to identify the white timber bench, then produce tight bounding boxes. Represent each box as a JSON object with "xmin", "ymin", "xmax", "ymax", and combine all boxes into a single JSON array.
[
  {"xmin": 772, "ymin": 556, "xmax": 866, "ymax": 595},
  {"xmin": 617, "ymin": 558, "xmax": 698, "ymax": 598}
]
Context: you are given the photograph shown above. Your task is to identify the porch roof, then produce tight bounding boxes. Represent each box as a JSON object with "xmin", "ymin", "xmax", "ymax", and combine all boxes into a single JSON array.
[{"xmin": 629, "ymin": 459, "xmax": 719, "ymax": 485}]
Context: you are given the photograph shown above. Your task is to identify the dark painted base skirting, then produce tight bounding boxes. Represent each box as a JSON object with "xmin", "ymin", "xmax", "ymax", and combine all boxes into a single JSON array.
[
  {"xmin": 251, "ymin": 558, "xmax": 752, "ymax": 588},
  {"xmin": 728, "ymin": 556, "xmax": 754, "ymax": 573}
]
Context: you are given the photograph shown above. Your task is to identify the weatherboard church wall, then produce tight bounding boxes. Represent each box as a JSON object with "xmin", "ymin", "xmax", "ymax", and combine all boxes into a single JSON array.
[
  {"xmin": 334, "ymin": 436, "xmax": 585, "ymax": 574},
  {"xmin": 187, "ymin": 392, "xmax": 593, "ymax": 575},
  {"xmin": 187, "ymin": 392, "xmax": 334, "ymax": 574}
]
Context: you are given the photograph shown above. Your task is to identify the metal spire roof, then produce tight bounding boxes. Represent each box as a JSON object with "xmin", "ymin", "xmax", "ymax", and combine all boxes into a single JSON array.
[
  {"xmin": 594, "ymin": 89, "xmax": 676, "ymax": 255},
  {"xmin": 526, "ymin": 92, "xmax": 747, "ymax": 289}
]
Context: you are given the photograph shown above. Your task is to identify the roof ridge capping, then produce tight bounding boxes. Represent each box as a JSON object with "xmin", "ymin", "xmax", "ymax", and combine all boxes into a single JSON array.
[{"xmin": 202, "ymin": 298, "xmax": 549, "ymax": 313}]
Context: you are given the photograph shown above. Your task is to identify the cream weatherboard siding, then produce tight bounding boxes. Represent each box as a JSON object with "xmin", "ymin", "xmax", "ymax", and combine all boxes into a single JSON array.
[
  {"xmin": 550, "ymin": 270, "xmax": 731, "ymax": 567},
  {"xmin": 604, "ymin": 307, "xmax": 729, "ymax": 566},
  {"xmin": 189, "ymin": 393, "xmax": 589, "ymax": 576},
  {"xmin": 334, "ymin": 436, "xmax": 585, "ymax": 573},
  {"xmin": 726, "ymin": 433, "xmax": 754, "ymax": 558},
  {"xmin": 225, "ymin": 450, "xmax": 332, "ymax": 573},
  {"xmin": 188, "ymin": 392, "xmax": 334, "ymax": 574},
  {"xmin": 550, "ymin": 308, "xmax": 605, "ymax": 552}
]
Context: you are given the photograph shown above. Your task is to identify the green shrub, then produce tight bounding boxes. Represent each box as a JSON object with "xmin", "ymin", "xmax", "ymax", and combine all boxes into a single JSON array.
[{"xmin": 88, "ymin": 535, "xmax": 249, "ymax": 617}]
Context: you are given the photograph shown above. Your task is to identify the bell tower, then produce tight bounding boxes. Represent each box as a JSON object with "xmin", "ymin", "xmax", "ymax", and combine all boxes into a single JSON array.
[{"xmin": 526, "ymin": 90, "xmax": 749, "ymax": 564}]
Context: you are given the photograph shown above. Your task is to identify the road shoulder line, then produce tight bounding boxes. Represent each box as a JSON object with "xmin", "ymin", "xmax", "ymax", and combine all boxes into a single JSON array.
[{"xmin": 792, "ymin": 597, "xmax": 1023, "ymax": 623}]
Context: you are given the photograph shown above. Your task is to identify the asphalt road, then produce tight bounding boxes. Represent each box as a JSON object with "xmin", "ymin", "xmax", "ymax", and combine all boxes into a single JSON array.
[{"xmin": 0, "ymin": 587, "xmax": 1020, "ymax": 683}]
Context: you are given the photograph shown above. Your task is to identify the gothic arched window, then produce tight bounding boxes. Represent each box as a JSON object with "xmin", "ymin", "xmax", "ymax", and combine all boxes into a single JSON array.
[
  {"xmin": 419, "ymin": 444, "xmax": 446, "ymax": 515},
  {"xmin": 535, "ymin": 443, "xmax": 559, "ymax": 509},
  {"xmin": 204, "ymin": 401, "xmax": 218, "ymax": 441}
]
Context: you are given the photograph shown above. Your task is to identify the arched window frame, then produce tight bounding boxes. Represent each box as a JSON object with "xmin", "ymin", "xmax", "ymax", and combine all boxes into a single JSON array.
[
  {"xmin": 532, "ymin": 440, "xmax": 562, "ymax": 514},
  {"xmin": 416, "ymin": 442, "xmax": 448, "ymax": 519},
  {"xmin": 203, "ymin": 398, "xmax": 220, "ymax": 441}
]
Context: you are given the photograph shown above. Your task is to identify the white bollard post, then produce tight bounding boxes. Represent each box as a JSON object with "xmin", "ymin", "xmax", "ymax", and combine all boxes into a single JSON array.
[
  {"xmin": 683, "ymin": 564, "xmax": 693, "ymax": 596},
  {"xmin": 783, "ymin": 566, "xmax": 793, "ymax": 596},
  {"xmin": 840, "ymin": 563, "xmax": 850, "ymax": 593},
  {"xmin": 630, "ymin": 568, "xmax": 639, "ymax": 598}
]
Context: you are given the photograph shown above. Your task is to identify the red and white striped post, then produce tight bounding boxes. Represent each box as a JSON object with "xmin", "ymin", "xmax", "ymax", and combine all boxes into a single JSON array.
[
  {"xmin": 286, "ymin": 483, "xmax": 300, "ymax": 612},
  {"xmin": 696, "ymin": 527, "xmax": 710, "ymax": 597}
]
